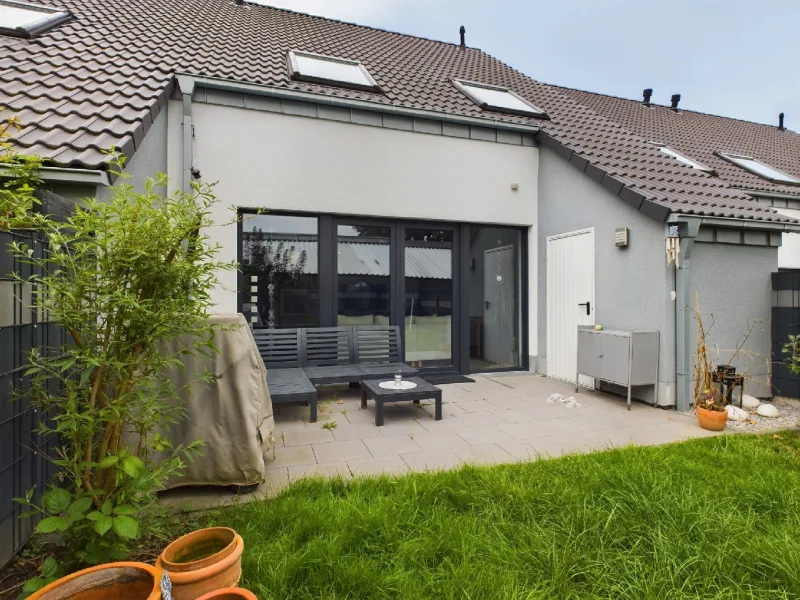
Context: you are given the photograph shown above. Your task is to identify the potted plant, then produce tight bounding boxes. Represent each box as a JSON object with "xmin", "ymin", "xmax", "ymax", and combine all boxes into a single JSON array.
[
  {"xmin": 196, "ymin": 589, "xmax": 258, "ymax": 600},
  {"xmin": 156, "ymin": 527, "xmax": 244, "ymax": 600},
  {"xmin": 692, "ymin": 298, "xmax": 727, "ymax": 431},
  {"xmin": 28, "ymin": 562, "xmax": 162, "ymax": 600}
]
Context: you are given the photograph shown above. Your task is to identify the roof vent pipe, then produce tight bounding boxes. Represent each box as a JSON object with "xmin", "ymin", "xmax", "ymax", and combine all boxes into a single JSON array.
[
  {"xmin": 459, "ymin": 25, "xmax": 465, "ymax": 48},
  {"xmin": 779, "ymin": 112, "xmax": 785, "ymax": 131},
  {"xmin": 642, "ymin": 88, "xmax": 653, "ymax": 105},
  {"xmin": 234, "ymin": 0, "xmax": 243, "ymax": 4},
  {"xmin": 670, "ymin": 94, "xmax": 681, "ymax": 111}
]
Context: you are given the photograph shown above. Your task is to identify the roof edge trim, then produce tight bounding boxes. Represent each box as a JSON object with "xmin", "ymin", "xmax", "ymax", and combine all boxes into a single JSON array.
[
  {"xmin": 0, "ymin": 163, "xmax": 110, "ymax": 186},
  {"xmin": 538, "ymin": 131, "xmax": 671, "ymax": 223},
  {"xmin": 667, "ymin": 213, "xmax": 800, "ymax": 233},
  {"xmin": 178, "ymin": 73, "xmax": 541, "ymax": 134}
]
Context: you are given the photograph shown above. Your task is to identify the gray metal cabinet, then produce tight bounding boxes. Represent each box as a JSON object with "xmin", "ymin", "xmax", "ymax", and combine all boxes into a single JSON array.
[{"xmin": 576, "ymin": 326, "xmax": 659, "ymax": 410}]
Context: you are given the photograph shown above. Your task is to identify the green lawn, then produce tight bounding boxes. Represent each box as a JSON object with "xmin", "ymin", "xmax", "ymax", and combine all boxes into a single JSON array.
[{"xmin": 210, "ymin": 432, "xmax": 800, "ymax": 599}]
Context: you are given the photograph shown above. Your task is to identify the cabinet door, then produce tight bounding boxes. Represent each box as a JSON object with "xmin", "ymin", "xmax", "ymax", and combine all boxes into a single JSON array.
[
  {"xmin": 600, "ymin": 334, "xmax": 630, "ymax": 386},
  {"xmin": 577, "ymin": 331, "xmax": 601, "ymax": 376}
]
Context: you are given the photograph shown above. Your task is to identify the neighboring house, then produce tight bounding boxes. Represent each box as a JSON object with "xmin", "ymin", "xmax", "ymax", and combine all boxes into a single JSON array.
[{"xmin": 3, "ymin": 0, "xmax": 800, "ymax": 411}]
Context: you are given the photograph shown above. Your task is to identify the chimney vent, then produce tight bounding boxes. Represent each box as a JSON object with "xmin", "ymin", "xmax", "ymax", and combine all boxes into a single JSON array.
[
  {"xmin": 670, "ymin": 94, "xmax": 681, "ymax": 111},
  {"xmin": 234, "ymin": 0, "xmax": 243, "ymax": 4},
  {"xmin": 459, "ymin": 25, "xmax": 466, "ymax": 48},
  {"xmin": 642, "ymin": 88, "xmax": 653, "ymax": 105},
  {"xmin": 779, "ymin": 112, "xmax": 785, "ymax": 131}
]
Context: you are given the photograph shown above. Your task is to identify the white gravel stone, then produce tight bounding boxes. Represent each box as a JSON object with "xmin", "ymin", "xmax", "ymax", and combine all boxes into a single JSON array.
[
  {"xmin": 726, "ymin": 405, "xmax": 749, "ymax": 421},
  {"xmin": 756, "ymin": 403, "xmax": 779, "ymax": 418},
  {"xmin": 741, "ymin": 394, "xmax": 760, "ymax": 410}
]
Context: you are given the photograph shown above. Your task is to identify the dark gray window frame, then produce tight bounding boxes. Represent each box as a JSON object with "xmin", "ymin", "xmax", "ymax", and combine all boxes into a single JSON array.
[
  {"xmin": 0, "ymin": 0, "xmax": 71, "ymax": 38},
  {"xmin": 287, "ymin": 50, "xmax": 383, "ymax": 94},
  {"xmin": 237, "ymin": 209, "xmax": 528, "ymax": 376}
]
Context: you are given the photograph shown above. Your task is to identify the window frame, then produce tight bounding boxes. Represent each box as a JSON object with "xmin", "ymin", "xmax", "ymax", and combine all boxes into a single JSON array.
[
  {"xmin": 453, "ymin": 79, "xmax": 548, "ymax": 119},
  {"xmin": 717, "ymin": 152, "xmax": 800, "ymax": 185},
  {"xmin": 287, "ymin": 50, "xmax": 383, "ymax": 93},
  {"xmin": 0, "ymin": 0, "xmax": 71, "ymax": 38},
  {"xmin": 649, "ymin": 142, "xmax": 714, "ymax": 173}
]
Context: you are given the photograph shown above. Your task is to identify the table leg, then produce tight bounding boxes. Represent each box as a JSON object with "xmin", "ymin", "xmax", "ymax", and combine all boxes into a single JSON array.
[
  {"xmin": 360, "ymin": 388, "xmax": 367, "ymax": 409},
  {"xmin": 434, "ymin": 393, "xmax": 442, "ymax": 421},
  {"xmin": 375, "ymin": 398, "xmax": 384, "ymax": 427}
]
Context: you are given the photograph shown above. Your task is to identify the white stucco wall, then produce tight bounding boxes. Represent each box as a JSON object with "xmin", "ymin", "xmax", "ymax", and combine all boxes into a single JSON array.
[
  {"xmin": 775, "ymin": 208, "xmax": 800, "ymax": 269},
  {"xmin": 166, "ymin": 99, "xmax": 539, "ymax": 355}
]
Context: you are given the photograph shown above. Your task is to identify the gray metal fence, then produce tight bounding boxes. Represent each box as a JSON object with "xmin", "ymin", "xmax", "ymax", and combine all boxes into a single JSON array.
[
  {"xmin": 0, "ymin": 191, "xmax": 71, "ymax": 568},
  {"xmin": 772, "ymin": 270, "xmax": 800, "ymax": 399}
]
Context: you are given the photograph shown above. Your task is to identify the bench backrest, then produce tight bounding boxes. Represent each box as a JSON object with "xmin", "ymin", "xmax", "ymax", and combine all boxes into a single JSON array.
[
  {"xmin": 252, "ymin": 328, "xmax": 303, "ymax": 369},
  {"xmin": 353, "ymin": 325, "xmax": 402, "ymax": 364},
  {"xmin": 304, "ymin": 327, "xmax": 352, "ymax": 367}
]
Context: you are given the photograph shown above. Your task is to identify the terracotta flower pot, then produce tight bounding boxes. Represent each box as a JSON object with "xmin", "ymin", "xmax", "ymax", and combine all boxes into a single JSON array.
[
  {"xmin": 196, "ymin": 588, "xmax": 258, "ymax": 600},
  {"xmin": 697, "ymin": 405, "xmax": 727, "ymax": 431},
  {"xmin": 160, "ymin": 527, "xmax": 238, "ymax": 573},
  {"xmin": 156, "ymin": 529, "xmax": 244, "ymax": 600},
  {"xmin": 28, "ymin": 562, "xmax": 162, "ymax": 600}
]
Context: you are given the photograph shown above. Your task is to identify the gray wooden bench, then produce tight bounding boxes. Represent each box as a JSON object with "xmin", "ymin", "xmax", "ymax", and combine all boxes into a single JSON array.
[
  {"xmin": 252, "ymin": 328, "xmax": 318, "ymax": 423},
  {"xmin": 253, "ymin": 325, "xmax": 418, "ymax": 423}
]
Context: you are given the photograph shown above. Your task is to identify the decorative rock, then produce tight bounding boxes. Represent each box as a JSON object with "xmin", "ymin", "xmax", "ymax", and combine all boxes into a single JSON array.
[
  {"xmin": 741, "ymin": 394, "xmax": 760, "ymax": 410},
  {"xmin": 726, "ymin": 405, "xmax": 749, "ymax": 421},
  {"xmin": 756, "ymin": 403, "xmax": 779, "ymax": 418}
]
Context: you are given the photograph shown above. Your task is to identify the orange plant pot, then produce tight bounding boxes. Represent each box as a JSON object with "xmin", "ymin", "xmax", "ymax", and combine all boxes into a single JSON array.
[
  {"xmin": 160, "ymin": 527, "xmax": 238, "ymax": 573},
  {"xmin": 28, "ymin": 562, "xmax": 162, "ymax": 600},
  {"xmin": 156, "ymin": 530, "xmax": 244, "ymax": 600},
  {"xmin": 697, "ymin": 405, "xmax": 727, "ymax": 431},
  {"xmin": 196, "ymin": 588, "xmax": 258, "ymax": 600}
]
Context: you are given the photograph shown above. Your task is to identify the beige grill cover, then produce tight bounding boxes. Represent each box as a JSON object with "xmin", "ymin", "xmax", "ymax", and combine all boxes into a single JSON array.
[{"xmin": 156, "ymin": 314, "xmax": 274, "ymax": 489}]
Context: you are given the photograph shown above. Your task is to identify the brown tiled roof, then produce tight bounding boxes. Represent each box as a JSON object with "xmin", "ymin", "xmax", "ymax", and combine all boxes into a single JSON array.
[
  {"xmin": 556, "ymin": 86, "xmax": 800, "ymax": 198},
  {"xmin": 1, "ymin": 0, "xmax": 796, "ymax": 224}
]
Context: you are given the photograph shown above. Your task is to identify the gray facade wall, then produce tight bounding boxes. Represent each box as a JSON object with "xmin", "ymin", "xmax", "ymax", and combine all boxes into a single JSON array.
[
  {"xmin": 689, "ymin": 242, "xmax": 776, "ymax": 398},
  {"xmin": 537, "ymin": 147, "xmax": 675, "ymax": 405}
]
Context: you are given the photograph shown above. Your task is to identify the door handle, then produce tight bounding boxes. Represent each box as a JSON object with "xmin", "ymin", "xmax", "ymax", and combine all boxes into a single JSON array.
[
  {"xmin": 484, "ymin": 300, "xmax": 491, "ymax": 309},
  {"xmin": 578, "ymin": 301, "xmax": 591, "ymax": 315}
]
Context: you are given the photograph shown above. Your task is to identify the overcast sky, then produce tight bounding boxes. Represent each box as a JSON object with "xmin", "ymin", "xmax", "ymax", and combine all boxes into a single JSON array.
[{"xmin": 257, "ymin": 0, "xmax": 799, "ymax": 129}]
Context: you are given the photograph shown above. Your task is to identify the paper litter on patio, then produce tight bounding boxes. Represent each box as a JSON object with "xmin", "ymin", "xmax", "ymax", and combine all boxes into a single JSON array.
[{"xmin": 547, "ymin": 393, "xmax": 581, "ymax": 408}]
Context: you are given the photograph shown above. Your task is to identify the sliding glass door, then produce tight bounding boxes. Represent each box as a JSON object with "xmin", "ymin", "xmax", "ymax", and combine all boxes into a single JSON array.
[
  {"xmin": 239, "ymin": 211, "xmax": 526, "ymax": 374},
  {"xmin": 404, "ymin": 228, "xmax": 454, "ymax": 368}
]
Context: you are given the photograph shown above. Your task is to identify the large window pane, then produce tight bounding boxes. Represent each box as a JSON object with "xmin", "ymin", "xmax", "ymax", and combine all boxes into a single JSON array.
[
  {"xmin": 241, "ymin": 214, "xmax": 318, "ymax": 328},
  {"xmin": 469, "ymin": 227, "xmax": 523, "ymax": 371},
  {"xmin": 405, "ymin": 228, "xmax": 453, "ymax": 367},
  {"xmin": 337, "ymin": 225, "xmax": 390, "ymax": 325}
]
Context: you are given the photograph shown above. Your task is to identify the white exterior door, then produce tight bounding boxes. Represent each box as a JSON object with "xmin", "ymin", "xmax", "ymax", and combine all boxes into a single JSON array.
[{"xmin": 546, "ymin": 229, "xmax": 595, "ymax": 385}]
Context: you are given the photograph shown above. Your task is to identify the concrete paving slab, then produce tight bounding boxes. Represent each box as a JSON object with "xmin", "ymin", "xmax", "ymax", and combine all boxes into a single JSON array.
[
  {"xmin": 288, "ymin": 462, "xmax": 352, "ymax": 482},
  {"xmin": 452, "ymin": 443, "xmax": 515, "ymax": 466},
  {"xmin": 348, "ymin": 455, "xmax": 408, "ymax": 476},
  {"xmin": 312, "ymin": 440, "xmax": 371, "ymax": 464},
  {"xmin": 363, "ymin": 434, "xmax": 423, "ymax": 457},
  {"xmin": 454, "ymin": 424, "xmax": 513, "ymax": 445},
  {"xmin": 331, "ymin": 423, "xmax": 385, "ymax": 442},
  {"xmin": 401, "ymin": 449, "xmax": 462, "ymax": 471},
  {"xmin": 266, "ymin": 444, "xmax": 316, "ymax": 469}
]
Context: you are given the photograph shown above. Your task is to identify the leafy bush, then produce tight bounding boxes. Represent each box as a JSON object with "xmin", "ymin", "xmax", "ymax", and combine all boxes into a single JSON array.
[
  {"xmin": 0, "ymin": 110, "xmax": 42, "ymax": 228},
  {"xmin": 10, "ymin": 156, "xmax": 235, "ymax": 586}
]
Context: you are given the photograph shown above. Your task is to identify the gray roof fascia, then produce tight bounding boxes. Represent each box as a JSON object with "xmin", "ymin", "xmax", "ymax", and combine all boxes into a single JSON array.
[
  {"xmin": 667, "ymin": 212, "xmax": 800, "ymax": 233},
  {"xmin": 0, "ymin": 163, "xmax": 110, "ymax": 186},
  {"xmin": 177, "ymin": 73, "xmax": 540, "ymax": 134},
  {"xmin": 739, "ymin": 188, "xmax": 800, "ymax": 202}
]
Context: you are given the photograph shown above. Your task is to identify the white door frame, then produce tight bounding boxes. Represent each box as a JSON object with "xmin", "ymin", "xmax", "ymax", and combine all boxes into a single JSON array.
[{"xmin": 546, "ymin": 227, "xmax": 595, "ymax": 385}]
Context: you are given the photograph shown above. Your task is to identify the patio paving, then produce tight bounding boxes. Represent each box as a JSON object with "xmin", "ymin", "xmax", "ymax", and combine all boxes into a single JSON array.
[{"xmin": 159, "ymin": 373, "xmax": 718, "ymax": 510}]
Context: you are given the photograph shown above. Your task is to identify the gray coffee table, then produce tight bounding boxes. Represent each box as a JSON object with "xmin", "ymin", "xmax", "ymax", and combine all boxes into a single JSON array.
[{"xmin": 360, "ymin": 377, "xmax": 442, "ymax": 426}]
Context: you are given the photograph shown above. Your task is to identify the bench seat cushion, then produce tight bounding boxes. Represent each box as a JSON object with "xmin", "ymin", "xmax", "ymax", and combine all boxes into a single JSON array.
[
  {"xmin": 267, "ymin": 368, "xmax": 316, "ymax": 403},
  {"xmin": 304, "ymin": 364, "xmax": 363, "ymax": 384},
  {"xmin": 358, "ymin": 362, "xmax": 418, "ymax": 378}
]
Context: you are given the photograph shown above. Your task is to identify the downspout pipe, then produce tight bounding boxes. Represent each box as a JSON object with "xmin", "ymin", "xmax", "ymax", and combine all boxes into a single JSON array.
[
  {"xmin": 177, "ymin": 75, "xmax": 196, "ymax": 194},
  {"xmin": 674, "ymin": 219, "xmax": 700, "ymax": 412}
]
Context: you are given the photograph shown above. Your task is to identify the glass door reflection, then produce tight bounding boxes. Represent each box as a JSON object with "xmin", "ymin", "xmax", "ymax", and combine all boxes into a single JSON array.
[
  {"xmin": 336, "ymin": 224, "xmax": 391, "ymax": 326},
  {"xmin": 404, "ymin": 228, "xmax": 453, "ymax": 367}
]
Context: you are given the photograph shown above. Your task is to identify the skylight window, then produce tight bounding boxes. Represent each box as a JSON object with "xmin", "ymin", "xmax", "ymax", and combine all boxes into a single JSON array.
[
  {"xmin": 287, "ymin": 50, "xmax": 382, "ymax": 93},
  {"xmin": 650, "ymin": 143, "xmax": 713, "ymax": 172},
  {"xmin": 718, "ymin": 153, "xmax": 800, "ymax": 184},
  {"xmin": 0, "ymin": 0, "xmax": 70, "ymax": 38},
  {"xmin": 454, "ymin": 80, "xmax": 547, "ymax": 118}
]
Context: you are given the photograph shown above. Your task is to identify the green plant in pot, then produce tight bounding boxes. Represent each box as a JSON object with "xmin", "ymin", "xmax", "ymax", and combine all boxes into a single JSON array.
[{"xmin": 7, "ymin": 153, "xmax": 235, "ymax": 596}]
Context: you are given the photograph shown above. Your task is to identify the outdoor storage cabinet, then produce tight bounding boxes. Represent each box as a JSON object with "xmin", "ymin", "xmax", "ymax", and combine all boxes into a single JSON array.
[{"xmin": 576, "ymin": 326, "xmax": 659, "ymax": 409}]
